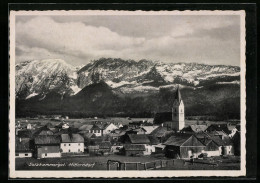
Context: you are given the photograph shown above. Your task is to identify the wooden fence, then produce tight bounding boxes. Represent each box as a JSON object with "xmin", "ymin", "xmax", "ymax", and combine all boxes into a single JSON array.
[{"xmin": 107, "ymin": 159, "xmax": 179, "ymax": 170}]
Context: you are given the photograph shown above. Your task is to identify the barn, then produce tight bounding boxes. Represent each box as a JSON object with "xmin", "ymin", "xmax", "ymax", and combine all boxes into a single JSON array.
[
  {"xmin": 164, "ymin": 134, "xmax": 205, "ymax": 159},
  {"xmin": 34, "ymin": 135, "xmax": 61, "ymax": 159},
  {"xmin": 123, "ymin": 144, "xmax": 146, "ymax": 156}
]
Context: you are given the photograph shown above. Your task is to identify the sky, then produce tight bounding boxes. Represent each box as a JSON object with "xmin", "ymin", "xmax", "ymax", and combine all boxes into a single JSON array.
[{"xmin": 15, "ymin": 15, "xmax": 241, "ymax": 66}]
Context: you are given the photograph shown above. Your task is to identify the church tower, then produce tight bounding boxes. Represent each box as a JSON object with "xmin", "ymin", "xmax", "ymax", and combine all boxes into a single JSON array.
[
  {"xmin": 172, "ymin": 86, "xmax": 185, "ymax": 131},
  {"xmin": 163, "ymin": 86, "xmax": 185, "ymax": 131}
]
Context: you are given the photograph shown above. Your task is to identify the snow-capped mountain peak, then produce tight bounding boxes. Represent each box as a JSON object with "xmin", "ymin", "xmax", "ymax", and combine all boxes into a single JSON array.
[{"xmin": 15, "ymin": 58, "xmax": 240, "ymax": 99}]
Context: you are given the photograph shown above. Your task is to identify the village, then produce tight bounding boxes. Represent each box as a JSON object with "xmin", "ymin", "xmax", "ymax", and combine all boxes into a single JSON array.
[{"xmin": 15, "ymin": 87, "xmax": 241, "ymax": 170}]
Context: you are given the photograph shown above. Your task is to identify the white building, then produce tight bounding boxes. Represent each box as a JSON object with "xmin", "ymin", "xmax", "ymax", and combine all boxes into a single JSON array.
[
  {"xmin": 103, "ymin": 123, "xmax": 118, "ymax": 135},
  {"xmin": 60, "ymin": 134, "xmax": 84, "ymax": 153}
]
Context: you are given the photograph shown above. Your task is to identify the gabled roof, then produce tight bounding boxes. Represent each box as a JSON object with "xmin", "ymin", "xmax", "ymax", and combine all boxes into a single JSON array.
[
  {"xmin": 15, "ymin": 137, "xmax": 31, "ymax": 152},
  {"xmin": 194, "ymin": 131, "xmax": 211, "ymax": 139},
  {"xmin": 209, "ymin": 136, "xmax": 233, "ymax": 146},
  {"xmin": 78, "ymin": 124, "xmax": 93, "ymax": 131},
  {"xmin": 198, "ymin": 138, "xmax": 213, "ymax": 146},
  {"xmin": 163, "ymin": 134, "xmax": 204, "ymax": 147},
  {"xmin": 35, "ymin": 135, "xmax": 60, "ymax": 145},
  {"xmin": 124, "ymin": 144, "xmax": 145, "ymax": 151},
  {"xmin": 206, "ymin": 124, "xmax": 231, "ymax": 134},
  {"xmin": 150, "ymin": 126, "xmax": 170, "ymax": 138},
  {"xmin": 61, "ymin": 134, "xmax": 84, "ymax": 143},
  {"xmin": 91, "ymin": 124, "xmax": 102, "ymax": 130},
  {"xmin": 141, "ymin": 126, "xmax": 159, "ymax": 134},
  {"xmin": 128, "ymin": 134, "xmax": 150, "ymax": 144}
]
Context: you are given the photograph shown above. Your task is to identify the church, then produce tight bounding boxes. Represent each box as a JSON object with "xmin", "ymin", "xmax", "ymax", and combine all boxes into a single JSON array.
[{"xmin": 163, "ymin": 86, "xmax": 185, "ymax": 131}]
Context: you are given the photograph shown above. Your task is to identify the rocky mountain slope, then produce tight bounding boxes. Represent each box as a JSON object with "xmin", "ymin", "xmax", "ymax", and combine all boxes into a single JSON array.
[
  {"xmin": 16, "ymin": 58, "xmax": 240, "ymax": 99},
  {"xmin": 15, "ymin": 58, "xmax": 240, "ymax": 119}
]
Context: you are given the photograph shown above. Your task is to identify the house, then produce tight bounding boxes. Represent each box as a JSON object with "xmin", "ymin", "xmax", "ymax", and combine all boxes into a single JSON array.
[
  {"xmin": 102, "ymin": 123, "xmax": 118, "ymax": 135},
  {"xmin": 198, "ymin": 137, "xmax": 221, "ymax": 157},
  {"xmin": 15, "ymin": 137, "xmax": 33, "ymax": 158},
  {"xmin": 62, "ymin": 123, "xmax": 70, "ymax": 129},
  {"xmin": 146, "ymin": 135, "xmax": 160, "ymax": 154},
  {"xmin": 89, "ymin": 124, "xmax": 103, "ymax": 136},
  {"xmin": 209, "ymin": 136, "xmax": 234, "ymax": 155},
  {"xmin": 150, "ymin": 126, "xmax": 174, "ymax": 143},
  {"xmin": 34, "ymin": 135, "xmax": 61, "ymax": 159},
  {"xmin": 60, "ymin": 134, "xmax": 84, "ymax": 153},
  {"xmin": 163, "ymin": 134, "xmax": 205, "ymax": 159},
  {"xmin": 78, "ymin": 132, "xmax": 96, "ymax": 147},
  {"xmin": 205, "ymin": 124, "xmax": 231, "ymax": 135},
  {"xmin": 123, "ymin": 144, "xmax": 146, "ymax": 156},
  {"xmin": 124, "ymin": 134, "xmax": 157, "ymax": 155}
]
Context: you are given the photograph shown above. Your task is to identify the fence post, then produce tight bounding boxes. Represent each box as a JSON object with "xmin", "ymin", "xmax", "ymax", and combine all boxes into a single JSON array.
[
  {"xmin": 144, "ymin": 163, "xmax": 147, "ymax": 170},
  {"xmin": 161, "ymin": 160, "xmax": 163, "ymax": 168},
  {"xmin": 136, "ymin": 163, "xmax": 139, "ymax": 170},
  {"xmin": 124, "ymin": 163, "xmax": 126, "ymax": 170}
]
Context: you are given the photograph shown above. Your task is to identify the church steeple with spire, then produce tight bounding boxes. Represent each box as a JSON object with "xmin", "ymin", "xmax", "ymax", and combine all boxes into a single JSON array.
[{"xmin": 163, "ymin": 85, "xmax": 185, "ymax": 131}]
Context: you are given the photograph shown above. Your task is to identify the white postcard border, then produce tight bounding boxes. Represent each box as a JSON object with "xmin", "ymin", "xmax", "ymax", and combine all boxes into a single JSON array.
[{"xmin": 9, "ymin": 10, "xmax": 246, "ymax": 178}]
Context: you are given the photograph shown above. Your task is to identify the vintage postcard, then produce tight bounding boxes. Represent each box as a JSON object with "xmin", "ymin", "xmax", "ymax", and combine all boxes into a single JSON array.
[{"xmin": 9, "ymin": 10, "xmax": 246, "ymax": 178}]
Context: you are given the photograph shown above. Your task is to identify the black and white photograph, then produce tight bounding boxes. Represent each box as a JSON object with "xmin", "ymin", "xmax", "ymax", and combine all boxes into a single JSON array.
[{"xmin": 9, "ymin": 10, "xmax": 246, "ymax": 178}]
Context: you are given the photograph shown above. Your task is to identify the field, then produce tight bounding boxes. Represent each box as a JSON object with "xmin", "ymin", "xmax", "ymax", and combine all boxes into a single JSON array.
[{"xmin": 15, "ymin": 154, "xmax": 240, "ymax": 171}]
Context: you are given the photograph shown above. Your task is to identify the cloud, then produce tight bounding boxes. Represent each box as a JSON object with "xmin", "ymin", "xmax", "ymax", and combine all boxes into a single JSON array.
[{"xmin": 15, "ymin": 15, "xmax": 241, "ymax": 66}]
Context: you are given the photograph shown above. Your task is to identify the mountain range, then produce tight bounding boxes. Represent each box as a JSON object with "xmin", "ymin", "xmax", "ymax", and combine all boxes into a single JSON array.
[{"xmin": 15, "ymin": 58, "xmax": 240, "ymax": 119}]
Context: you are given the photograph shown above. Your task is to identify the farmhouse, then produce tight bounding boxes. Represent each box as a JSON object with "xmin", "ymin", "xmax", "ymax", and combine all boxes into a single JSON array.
[
  {"xmin": 60, "ymin": 134, "xmax": 84, "ymax": 153},
  {"xmin": 124, "ymin": 134, "xmax": 159, "ymax": 155},
  {"xmin": 15, "ymin": 137, "xmax": 33, "ymax": 158},
  {"xmin": 164, "ymin": 134, "xmax": 205, "ymax": 159},
  {"xmin": 34, "ymin": 135, "xmax": 61, "ymax": 159}
]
